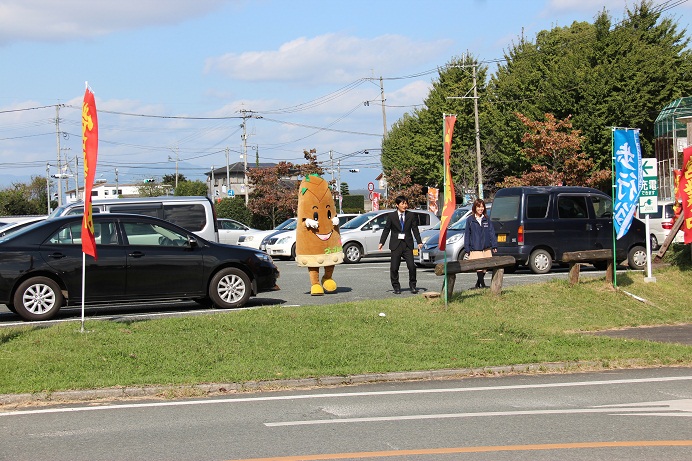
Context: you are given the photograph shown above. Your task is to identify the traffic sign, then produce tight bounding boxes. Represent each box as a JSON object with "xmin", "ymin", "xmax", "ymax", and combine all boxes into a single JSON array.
[
  {"xmin": 367, "ymin": 182, "xmax": 375, "ymax": 191},
  {"xmin": 639, "ymin": 158, "xmax": 658, "ymax": 214}
]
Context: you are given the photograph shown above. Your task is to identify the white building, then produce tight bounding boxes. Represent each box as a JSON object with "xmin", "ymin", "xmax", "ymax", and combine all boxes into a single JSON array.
[{"xmin": 65, "ymin": 183, "xmax": 144, "ymax": 203}]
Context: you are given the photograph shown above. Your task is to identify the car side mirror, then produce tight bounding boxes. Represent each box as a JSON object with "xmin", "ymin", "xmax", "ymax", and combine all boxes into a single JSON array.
[
  {"xmin": 188, "ymin": 236, "xmax": 199, "ymax": 248},
  {"xmin": 372, "ymin": 225, "xmax": 380, "ymax": 231}
]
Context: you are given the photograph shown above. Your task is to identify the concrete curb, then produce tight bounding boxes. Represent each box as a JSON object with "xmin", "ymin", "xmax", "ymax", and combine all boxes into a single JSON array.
[{"xmin": 0, "ymin": 361, "xmax": 594, "ymax": 407}]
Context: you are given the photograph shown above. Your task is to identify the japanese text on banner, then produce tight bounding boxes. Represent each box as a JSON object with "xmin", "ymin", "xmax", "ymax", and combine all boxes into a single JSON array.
[{"xmin": 613, "ymin": 129, "xmax": 642, "ymax": 240}]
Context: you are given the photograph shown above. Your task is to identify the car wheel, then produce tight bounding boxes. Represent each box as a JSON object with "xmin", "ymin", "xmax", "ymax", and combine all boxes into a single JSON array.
[
  {"xmin": 628, "ymin": 245, "xmax": 647, "ymax": 270},
  {"xmin": 209, "ymin": 268, "xmax": 251, "ymax": 309},
  {"xmin": 290, "ymin": 243, "xmax": 296, "ymax": 260},
  {"xmin": 13, "ymin": 277, "xmax": 64, "ymax": 321},
  {"xmin": 343, "ymin": 243, "xmax": 362, "ymax": 263},
  {"xmin": 529, "ymin": 249, "xmax": 552, "ymax": 274},
  {"xmin": 456, "ymin": 251, "xmax": 467, "ymax": 262}
]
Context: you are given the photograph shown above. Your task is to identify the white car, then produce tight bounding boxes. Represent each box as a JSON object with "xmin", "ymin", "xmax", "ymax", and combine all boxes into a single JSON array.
[
  {"xmin": 263, "ymin": 214, "xmax": 356, "ymax": 260},
  {"xmin": 635, "ymin": 200, "xmax": 684, "ymax": 249},
  {"xmin": 339, "ymin": 209, "xmax": 440, "ymax": 263},
  {"xmin": 217, "ymin": 218, "xmax": 256, "ymax": 245},
  {"xmin": 236, "ymin": 217, "xmax": 296, "ymax": 250},
  {"xmin": 264, "ymin": 229, "xmax": 297, "ymax": 260}
]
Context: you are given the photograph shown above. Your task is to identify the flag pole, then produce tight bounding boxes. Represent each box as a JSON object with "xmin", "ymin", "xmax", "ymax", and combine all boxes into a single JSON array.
[
  {"xmin": 81, "ymin": 253, "xmax": 86, "ymax": 332},
  {"xmin": 611, "ymin": 128, "xmax": 617, "ymax": 288},
  {"xmin": 442, "ymin": 113, "xmax": 449, "ymax": 308}
]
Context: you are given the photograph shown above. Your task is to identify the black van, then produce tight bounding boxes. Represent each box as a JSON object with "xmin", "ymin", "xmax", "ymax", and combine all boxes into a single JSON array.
[{"xmin": 489, "ymin": 186, "xmax": 647, "ymax": 274}]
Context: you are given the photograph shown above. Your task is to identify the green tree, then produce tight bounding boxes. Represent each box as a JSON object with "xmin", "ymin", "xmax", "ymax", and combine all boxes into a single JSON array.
[
  {"xmin": 215, "ymin": 197, "xmax": 253, "ymax": 225},
  {"xmin": 175, "ymin": 180, "xmax": 208, "ymax": 196},
  {"xmin": 340, "ymin": 182, "xmax": 349, "ymax": 196},
  {"xmin": 162, "ymin": 173, "xmax": 187, "ymax": 191},
  {"xmin": 137, "ymin": 179, "xmax": 165, "ymax": 197},
  {"xmin": 485, "ymin": 0, "xmax": 692, "ymax": 184},
  {"xmin": 382, "ymin": 54, "xmax": 490, "ymax": 195},
  {"xmin": 0, "ymin": 176, "xmax": 50, "ymax": 215}
]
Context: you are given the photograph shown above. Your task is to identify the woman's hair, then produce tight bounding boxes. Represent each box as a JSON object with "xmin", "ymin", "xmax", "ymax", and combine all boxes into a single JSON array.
[{"xmin": 472, "ymin": 198, "xmax": 487, "ymax": 217}]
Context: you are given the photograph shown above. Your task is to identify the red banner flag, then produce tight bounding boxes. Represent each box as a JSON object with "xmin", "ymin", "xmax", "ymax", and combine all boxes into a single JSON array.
[
  {"xmin": 438, "ymin": 115, "xmax": 456, "ymax": 251},
  {"xmin": 680, "ymin": 146, "xmax": 692, "ymax": 244},
  {"xmin": 82, "ymin": 87, "xmax": 98, "ymax": 260}
]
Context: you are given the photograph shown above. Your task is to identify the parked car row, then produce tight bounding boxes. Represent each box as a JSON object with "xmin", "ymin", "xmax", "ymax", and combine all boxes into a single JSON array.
[{"xmin": 1, "ymin": 185, "xmax": 674, "ymax": 322}]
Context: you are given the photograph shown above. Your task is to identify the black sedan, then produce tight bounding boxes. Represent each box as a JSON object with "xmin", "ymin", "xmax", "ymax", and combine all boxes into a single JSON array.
[{"xmin": 0, "ymin": 214, "xmax": 280, "ymax": 321}]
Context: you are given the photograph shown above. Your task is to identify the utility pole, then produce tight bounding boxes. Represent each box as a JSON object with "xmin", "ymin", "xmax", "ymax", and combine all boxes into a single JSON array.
[
  {"xmin": 446, "ymin": 61, "xmax": 484, "ymax": 199},
  {"xmin": 74, "ymin": 155, "xmax": 79, "ymax": 201},
  {"xmin": 337, "ymin": 160, "xmax": 342, "ymax": 214},
  {"xmin": 45, "ymin": 163, "xmax": 51, "ymax": 214},
  {"xmin": 380, "ymin": 76, "xmax": 388, "ymax": 139},
  {"xmin": 329, "ymin": 150, "xmax": 335, "ymax": 191},
  {"xmin": 168, "ymin": 146, "xmax": 179, "ymax": 190},
  {"xmin": 55, "ymin": 105, "xmax": 62, "ymax": 206},
  {"xmin": 225, "ymin": 147, "xmax": 230, "ymax": 198},
  {"xmin": 115, "ymin": 168, "xmax": 119, "ymax": 198},
  {"xmin": 472, "ymin": 64, "xmax": 483, "ymax": 199},
  {"xmin": 241, "ymin": 119, "xmax": 248, "ymax": 205},
  {"xmin": 210, "ymin": 165, "xmax": 215, "ymax": 198}
]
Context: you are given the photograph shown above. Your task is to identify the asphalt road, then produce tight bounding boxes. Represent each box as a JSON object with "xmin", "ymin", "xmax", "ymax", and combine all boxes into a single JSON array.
[
  {"xmin": 2, "ymin": 368, "xmax": 691, "ymax": 461},
  {"xmin": 0, "ymin": 257, "xmax": 610, "ymax": 326}
]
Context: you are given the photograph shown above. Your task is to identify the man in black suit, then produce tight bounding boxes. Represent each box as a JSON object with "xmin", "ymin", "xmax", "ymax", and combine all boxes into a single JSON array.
[{"xmin": 378, "ymin": 195, "xmax": 423, "ymax": 294}]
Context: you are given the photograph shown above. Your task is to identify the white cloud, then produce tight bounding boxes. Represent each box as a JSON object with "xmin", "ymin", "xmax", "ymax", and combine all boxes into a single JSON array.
[
  {"xmin": 0, "ymin": 0, "xmax": 230, "ymax": 43},
  {"xmin": 204, "ymin": 33, "xmax": 452, "ymax": 84}
]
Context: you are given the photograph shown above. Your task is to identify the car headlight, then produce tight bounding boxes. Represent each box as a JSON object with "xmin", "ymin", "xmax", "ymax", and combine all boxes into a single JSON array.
[
  {"xmin": 446, "ymin": 233, "xmax": 463, "ymax": 245},
  {"xmin": 277, "ymin": 236, "xmax": 292, "ymax": 244},
  {"xmin": 255, "ymin": 252, "xmax": 273, "ymax": 263},
  {"xmin": 421, "ymin": 235, "xmax": 433, "ymax": 244}
]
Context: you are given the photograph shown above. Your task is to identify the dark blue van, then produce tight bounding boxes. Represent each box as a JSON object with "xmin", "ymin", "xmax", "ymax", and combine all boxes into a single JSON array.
[{"xmin": 489, "ymin": 186, "xmax": 647, "ymax": 274}]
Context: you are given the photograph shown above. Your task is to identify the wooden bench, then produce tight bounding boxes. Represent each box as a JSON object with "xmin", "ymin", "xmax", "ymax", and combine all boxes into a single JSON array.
[
  {"xmin": 561, "ymin": 249, "xmax": 614, "ymax": 285},
  {"xmin": 434, "ymin": 256, "xmax": 517, "ymax": 297}
]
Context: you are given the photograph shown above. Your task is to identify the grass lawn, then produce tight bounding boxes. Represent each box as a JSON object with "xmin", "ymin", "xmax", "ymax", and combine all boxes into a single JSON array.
[{"xmin": 1, "ymin": 264, "xmax": 690, "ymax": 396}]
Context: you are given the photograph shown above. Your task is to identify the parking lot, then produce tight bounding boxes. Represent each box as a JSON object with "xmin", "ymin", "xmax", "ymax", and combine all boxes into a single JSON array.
[{"xmin": 0, "ymin": 256, "xmax": 612, "ymax": 326}]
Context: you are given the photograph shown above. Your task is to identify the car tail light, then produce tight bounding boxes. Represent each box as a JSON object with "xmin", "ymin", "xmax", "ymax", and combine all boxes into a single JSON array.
[
  {"xmin": 662, "ymin": 220, "xmax": 673, "ymax": 230},
  {"xmin": 517, "ymin": 225, "xmax": 524, "ymax": 245}
]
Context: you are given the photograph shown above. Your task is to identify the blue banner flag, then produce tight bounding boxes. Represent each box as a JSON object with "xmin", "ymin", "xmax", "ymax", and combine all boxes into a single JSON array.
[{"xmin": 613, "ymin": 129, "xmax": 643, "ymax": 239}]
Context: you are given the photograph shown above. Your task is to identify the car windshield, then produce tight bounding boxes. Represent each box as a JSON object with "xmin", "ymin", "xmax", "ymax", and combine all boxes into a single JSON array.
[
  {"xmin": 275, "ymin": 218, "xmax": 296, "ymax": 230},
  {"xmin": 340, "ymin": 212, "xmax": 379, "ymax": 230},
  {"xmin": 448, "ymin": 218, "xmax": 468, "ymax": 231}
]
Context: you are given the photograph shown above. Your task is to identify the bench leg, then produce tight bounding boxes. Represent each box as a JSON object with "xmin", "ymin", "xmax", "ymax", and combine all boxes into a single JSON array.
[
  {"xmin": 442, "ymin": 274, "xmax": 456, "ymax": 298},
  {"xmin": 568, "ymin": 263, "xmax": 580, "ymax": 285},
  {"xmin": 490, "ymin": 268, "xmax": 504, "ymax": 295},
  {"xmin": 605, "ymin": 260, "xmax": 614, "ymax": 285}
]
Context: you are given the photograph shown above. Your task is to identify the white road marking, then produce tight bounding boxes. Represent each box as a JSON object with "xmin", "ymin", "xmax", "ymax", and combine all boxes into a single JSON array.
[
  {"xmin": 265, "ymin": 399, "xmax": 692, "ymax": 426},
  {"xmin": 2, "ymin": 375, "xmax": 690, "ymax": 417}
]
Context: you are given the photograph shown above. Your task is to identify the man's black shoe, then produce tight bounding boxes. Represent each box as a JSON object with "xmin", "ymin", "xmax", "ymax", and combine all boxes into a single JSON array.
[
  {"xmin": 410, "ymin": 286, "xmax": 418, "ymax": 294},
  {"xmin": 394, "ymin": 288, "xmax": 401, "ymax": 294}
]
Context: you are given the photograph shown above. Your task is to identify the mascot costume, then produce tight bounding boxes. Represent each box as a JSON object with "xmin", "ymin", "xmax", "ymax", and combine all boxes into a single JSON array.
[{"xmin": 295, "ymin": 174, "xmax": 344, "ymax": 295}]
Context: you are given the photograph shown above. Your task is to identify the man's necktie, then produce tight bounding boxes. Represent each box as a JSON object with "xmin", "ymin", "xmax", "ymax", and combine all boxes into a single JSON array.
[{"xmin": 400, "ymin": 214, "xmax": 404, "ymax": 230}]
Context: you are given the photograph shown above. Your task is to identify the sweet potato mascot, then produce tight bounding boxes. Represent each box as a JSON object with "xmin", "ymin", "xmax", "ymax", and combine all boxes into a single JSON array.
[{"xmin": 295, "ymin": 174, "xmax": 344, "ymax": 295}]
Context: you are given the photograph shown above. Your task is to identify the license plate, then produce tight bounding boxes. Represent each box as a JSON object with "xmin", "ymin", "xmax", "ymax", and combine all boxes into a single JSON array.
[
  {"xmin": 413, "ymin": 249, "xmax": 418, "ymax": 256},
  {"xmin": 497, "ymin": 234, "xmax": 507, "ymax": 243},
  {"xmin": 422, "ymin": 252, "xmax": 430, "ymax": 261}
]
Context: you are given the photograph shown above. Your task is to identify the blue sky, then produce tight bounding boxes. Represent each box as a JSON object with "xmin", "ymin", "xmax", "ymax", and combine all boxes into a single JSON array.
[{"xmin": 1, "ymin": 0, "xmax": 690, "ymax": 194}]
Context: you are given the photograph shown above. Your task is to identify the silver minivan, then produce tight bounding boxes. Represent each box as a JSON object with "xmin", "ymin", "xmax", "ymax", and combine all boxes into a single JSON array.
[
  {"xmin": 339, "ymin": 209, "xmax": 440, "ymax": 263},
  {"xmin": 48, "ymin": 196, "xmax": 219, "ymax": 242}
]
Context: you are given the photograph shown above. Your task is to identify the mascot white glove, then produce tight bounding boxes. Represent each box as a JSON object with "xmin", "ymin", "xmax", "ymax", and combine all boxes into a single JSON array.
[{"xmin": 305, "ymin": 218, "xmax": 319, "ymax": 229}]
